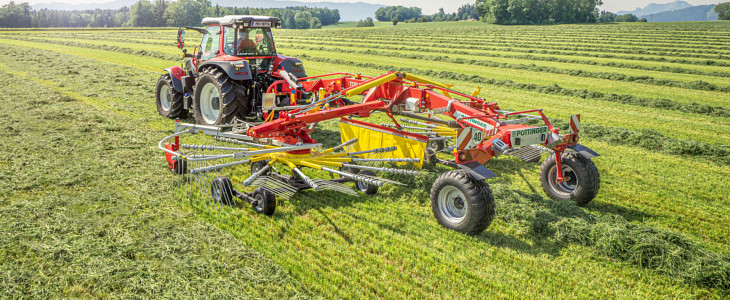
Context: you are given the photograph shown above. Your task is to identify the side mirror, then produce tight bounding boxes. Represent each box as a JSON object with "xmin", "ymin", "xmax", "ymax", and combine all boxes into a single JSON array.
[{"xmin": 177, "ymin": 29, "xmax": 186, "ymax": 49}]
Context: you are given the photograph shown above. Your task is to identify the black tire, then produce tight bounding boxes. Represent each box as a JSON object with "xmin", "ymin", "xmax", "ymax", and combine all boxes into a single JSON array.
[
  {"xmin": 193, "ymin": 68, "xmax": 241, "ymax": 125},
  {"xmin": 252, "ymin": 187, "xmax": 276, "ymax": 215},
  {"xmin": 337, "ymin": 162, "xmax": 356, "ymax": 179},
  {"xmin": 528, "ymin": 154, "xmax": 542, "ymax": 163},
  {"xmin": 539, "ymin": 152, "xmax": 600, "ymax": 206},
  {"xmin": 250, "ymin": 160, "xmax": 270, "ymax": 176},
  {"xmin": 427, "ymin": 139, "xmax": 446, "ymax": 151},
  {"xmin": 355, "ymin": 170, "xmax": 379, "ymax": 195},
  {"xmin": 172, "ymin": 159, "xmax": 187, "ymax": 175},
  {"xmin": 211, "ymin": 176, "xmax": 234, "ymax": 206},
  {"xmin": 430, "ymin": 170, "xmax": 495, "ymax": 235},
  {"xmin": 156, "ymin": 74, "xmax": 187, "ymax": 119},
  {"xmin": 235, "ymin": 83, "xmax": 252, "ymax": 120},
  {"xmin": 424, "ymin": 148, "xmax": 437, "ymax": 165}
]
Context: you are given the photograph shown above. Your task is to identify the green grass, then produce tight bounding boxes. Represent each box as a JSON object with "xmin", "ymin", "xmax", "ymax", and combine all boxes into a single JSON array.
[
  {"xmin": 0, "ymin": 65, "xmax": 308, "ymax": 298},
  {"xmin": 1, "ymin": 21, "xmax": 729, "ymax": 298}
]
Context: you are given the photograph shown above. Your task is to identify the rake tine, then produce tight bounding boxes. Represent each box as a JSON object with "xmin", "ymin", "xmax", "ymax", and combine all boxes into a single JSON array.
[
  {"xmin": 214, "ymin": 137, "xmax": 267, "ymax": 148},
  {"xmin": 340, "ymin": 163, "xmax": 418, "ymax": 175},
  {"xmin": 319, "ymin": 166, "xmax": 385, "ymax": 187},
  {"xmin": 292, "ymin": 167, "xmax": 322, "ymax": 191},
  {"xmin": 347, "ymin": 146, "xmax": 397, "ymax": 156},
  {"xmin": 243, "ymin": 163, "xmax": 272, "ymax": 186},
  {"xmin": 351, "ymin": 157, "xmax": 420, "ymax": 163}
]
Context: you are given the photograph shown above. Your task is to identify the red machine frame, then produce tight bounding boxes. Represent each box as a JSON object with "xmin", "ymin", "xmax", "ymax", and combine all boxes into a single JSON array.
[{"xmin": 252, "ymin": 71, "xmax": 585, "ymax": 183}]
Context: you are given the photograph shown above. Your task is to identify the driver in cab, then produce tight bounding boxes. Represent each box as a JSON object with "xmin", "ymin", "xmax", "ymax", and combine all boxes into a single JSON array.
[{"xmin": 236, "ymin": 30, "xmax": 257, "ymax": 54}]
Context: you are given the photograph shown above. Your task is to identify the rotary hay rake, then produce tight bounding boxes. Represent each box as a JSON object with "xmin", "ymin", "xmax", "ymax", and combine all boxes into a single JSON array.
[{"xmin": 158, "ymin": 71, "xmax": 601, "ymax": 235}]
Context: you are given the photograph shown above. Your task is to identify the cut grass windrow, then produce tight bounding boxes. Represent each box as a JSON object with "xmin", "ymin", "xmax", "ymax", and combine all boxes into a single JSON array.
[
  {"xmin": 291, "ymin": 33, "xmax": 730, "ymax": 58},
  {"xmin": 13, "ymin": 36, "xmax": 728, "ymax": 120},
  {"xmin": 0, "ymin": 69, "xmax": 310, "ymax": 298},
  {"xmin": 490, "ymin": 186, "xmax": 730, "ymax": 291},
  {"xmin": 2, "ymin": 29, "xmax": 728, "ymax": 296},
  {"xmin": 278, "ymin": 35, "xmax": 730, "ymax": 67},
  {"xmin": 297, "ymin": 54, "xmax": 730, "ymax": 119},
  {"xmin": 285, "ymin": 45, "xmax": 730, "ymax": 92},
  {"xmin": 276, "ymin": 39, "xmax": 730, "ymax": 78}
]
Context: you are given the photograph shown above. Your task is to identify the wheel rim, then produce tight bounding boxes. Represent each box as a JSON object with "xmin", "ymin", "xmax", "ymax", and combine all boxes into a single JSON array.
[
  {"xmin": 438, "ymin": 186, "xmax": 467, "ymax": 223},
  {"xmin": 548, "ymin": 164, "xmax": 579, "ymax": 195},
  {"xmin": 255, "ymin": 193, "xmax": 265, "ymax": 211},
  {"xmin": 212, "ymin": 182, "xmax": 221, "ymax": 202},
  {"xmin": 199, "ymin": 82, "xmax": 220, "ymax": 124},
  {"xmin": 159, "ymin": 84, "xmax": 171, "ymax": 111},
  {"xmin": 356, "ymin": 180, "xmax": 367, "ymax": 191}
]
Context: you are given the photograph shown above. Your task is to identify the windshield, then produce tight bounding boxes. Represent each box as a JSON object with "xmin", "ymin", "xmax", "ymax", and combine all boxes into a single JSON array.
[{"xmin": 224, "ymin": 26, "xmax": 275, "ymax": 56}]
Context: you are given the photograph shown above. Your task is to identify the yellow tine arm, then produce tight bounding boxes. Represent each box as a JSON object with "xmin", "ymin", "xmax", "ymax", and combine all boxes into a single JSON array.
[{"xmin": 345, "ymin": 73, "xmax": 398, "ymax": 97}]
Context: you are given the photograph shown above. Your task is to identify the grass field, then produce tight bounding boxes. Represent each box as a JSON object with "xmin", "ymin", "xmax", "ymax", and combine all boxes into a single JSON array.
[{"xmin": 1, "ymin": 21, "xmax": 729, "ymax": 298}]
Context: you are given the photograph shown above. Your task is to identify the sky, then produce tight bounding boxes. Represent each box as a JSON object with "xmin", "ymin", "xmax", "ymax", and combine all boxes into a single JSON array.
[{"xmin": 2, "ymin": 0, "xmax": 727, "ymax": 14}]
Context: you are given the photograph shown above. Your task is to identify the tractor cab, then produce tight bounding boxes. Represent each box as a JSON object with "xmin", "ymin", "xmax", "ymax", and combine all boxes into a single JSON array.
[
  {"xmin": 159, "ymin": 15, "xmax": 308, "ymax": 126},
  {"xmin": 199, "ymin": 16, "xmax": 280, "ymax": 71}
]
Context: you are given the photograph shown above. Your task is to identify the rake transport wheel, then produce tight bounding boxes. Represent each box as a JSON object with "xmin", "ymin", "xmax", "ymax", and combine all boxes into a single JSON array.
[
  {"xmin": 355, "ymin": 170, "xmax": 379, "ymax": 195},
  {"xmin": 211, "ymin": 176, "xmax": 234, "ymax": 206},
  {"xmin": 193, "ymin": 68, "xmax": 243, "ymax": 125},
  {"xmin": 540, "ymin": 152, "xmax": 600, "ymax": 206},
  {"xmin": 155, "ymin": 74, "xmax": 187, "ymax": 119},
  {"xmin": 430, "ymin": 170, "xmax": 496, "ymax": 235},
  {"xmin": 252, "ymin": 187, "xmax": 276, "ymax": 215}
]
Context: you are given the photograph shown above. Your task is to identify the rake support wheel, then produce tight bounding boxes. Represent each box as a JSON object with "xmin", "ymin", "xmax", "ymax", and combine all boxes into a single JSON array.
[
  {"xmin": 252, "ymin": 187, "xmax": 276, "ymax": 215},
  {"xmin": 155, "ymin": 74, "xmax": 187, "ymax": 119},
  {"xmin": 540, "ymin": 152, "xmax": 600, "ymax": 206},
  {"xmin": 211, "ymin": 176, "xmax": 234, "ymax": 206},
  {"xmin": 355, "ymin": 170, "xmax": 379, "ymax": 195},
  {"xmin": 430, "ymin": 170, "xmax": 495, "ymax": 235}
]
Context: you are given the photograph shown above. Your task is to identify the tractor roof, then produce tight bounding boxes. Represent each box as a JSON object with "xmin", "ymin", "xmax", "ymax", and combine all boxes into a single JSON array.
[{"xmin": 201, "ymin": 15, "xmax": 280, "ymax": 26}]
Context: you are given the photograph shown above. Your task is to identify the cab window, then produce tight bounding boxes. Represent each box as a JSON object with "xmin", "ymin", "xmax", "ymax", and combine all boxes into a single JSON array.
[
  {"xmin": 231, "ymin": 27, "xmax": 275, "ymax": 56},
  {"xmin": 200, "ymin": 26, "xmax": 221, "ymax": 61}
]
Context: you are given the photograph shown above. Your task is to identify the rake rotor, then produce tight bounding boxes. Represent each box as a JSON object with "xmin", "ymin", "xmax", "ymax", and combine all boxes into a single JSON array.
[{"xmin": 160, "ymin": 122, "xmax": 421, "ymax": 212}]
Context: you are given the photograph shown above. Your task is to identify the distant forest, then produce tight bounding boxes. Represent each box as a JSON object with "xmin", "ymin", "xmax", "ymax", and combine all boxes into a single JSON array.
[
  {"xmin": 374, "ymin": 4, "xmax": 480, "ymax": 22},
  {"xmin": 476, "ymin": 0, "xmax": 604, "ymax": 24},
  {"xmin": 0, "ymin": 0, "xmax": 340, "ymax": 28}
]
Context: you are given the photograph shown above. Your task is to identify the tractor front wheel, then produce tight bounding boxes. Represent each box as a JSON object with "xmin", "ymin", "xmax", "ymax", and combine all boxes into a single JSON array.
[
  {"xmin": 430, "ymin": 170, "xmax": 495, "ymax": 235},
  {"xmin": 155, "ymin": 74, "xmax": 187, "ymax": 119},
  {"xmin": 539, "ymin": 152, "xmax": 600, "ymax": 206},
  {"xmin": 193, "ymin": 68, "xmax": 241, "ymax": 125}
]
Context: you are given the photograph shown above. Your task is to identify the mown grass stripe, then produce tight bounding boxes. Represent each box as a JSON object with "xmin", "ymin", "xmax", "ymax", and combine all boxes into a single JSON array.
[
  {"xmin": 277, "ymin": 39, "xmax": 730, "ymax": 78},
  {"xmin": 284, "ymin": 44, "xmax": 730, "ymax": 93},
  {"xmin": 296, "ymin": 54, "xmax": 730, "ymax": 119},
  {"xmin": 279, "ymin": 36, "xmax": 730, "ymax": 67}
]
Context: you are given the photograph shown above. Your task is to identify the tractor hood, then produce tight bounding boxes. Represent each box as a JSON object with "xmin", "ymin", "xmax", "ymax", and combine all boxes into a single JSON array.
[{"xmin": 272, "ymin": 54, "xmax": 306, "ymax": 78}]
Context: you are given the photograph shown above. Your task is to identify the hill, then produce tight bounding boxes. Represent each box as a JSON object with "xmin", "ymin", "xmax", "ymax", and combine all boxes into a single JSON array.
[
  {"xmin": 640, "ymin": 4, "xmax": 718, "ymax": 21},
  {"xmin": 31, "ymin": 0, "xmax": 384, "ymax": 22},
  {"xmin": 616, "ymin": 0, "xmax": 692, "ymax": 15}
]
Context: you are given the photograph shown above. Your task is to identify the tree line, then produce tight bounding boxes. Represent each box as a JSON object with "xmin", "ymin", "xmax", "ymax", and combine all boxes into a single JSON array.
[
  {"xmin": 0, "ymin": 0, "xmax": 339, "ymax": 28},
  {"xmin": 373, "ymin": 4, "xmax": 480, "ymax": 23},
  {"xmin": 475, "ymin": 0, "xmax": 603, "ymax": 24}
]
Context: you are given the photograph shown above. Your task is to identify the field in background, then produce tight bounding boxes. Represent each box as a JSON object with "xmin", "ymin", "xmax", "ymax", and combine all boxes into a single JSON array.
[{"xmin": 0, "ymin": 21, "xmax": 728, "ymax": 297}]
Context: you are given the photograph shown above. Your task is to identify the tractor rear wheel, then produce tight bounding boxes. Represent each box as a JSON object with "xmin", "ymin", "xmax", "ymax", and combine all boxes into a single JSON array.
[
  {"xmin": 430, "ymin": 170, "xmax": 495, "ymax": 235},
  {"xmin": 193, "ymin": 68, "xmax": 242, "ymax": 125},
  {"xmin": 540, "ymin": 152, "xmax": 600, "ymax": 206},
  {"xmin": 155, "ymin": 74, "xmax": 187, "ymax": 119}
]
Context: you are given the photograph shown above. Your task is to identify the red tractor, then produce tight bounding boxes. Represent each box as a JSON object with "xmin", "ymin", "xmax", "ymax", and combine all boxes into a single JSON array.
[{"xmin": 155, "ymin": 15, "xmax": 309, "ymax": 125}]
